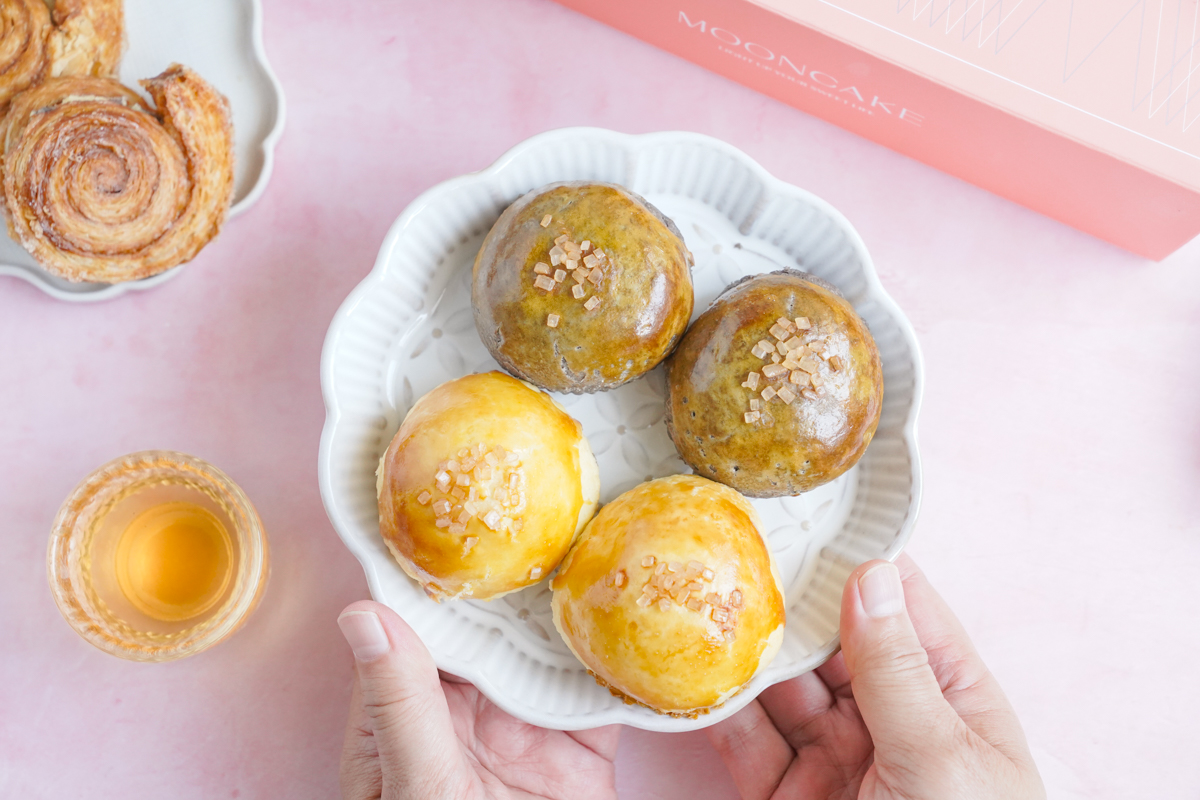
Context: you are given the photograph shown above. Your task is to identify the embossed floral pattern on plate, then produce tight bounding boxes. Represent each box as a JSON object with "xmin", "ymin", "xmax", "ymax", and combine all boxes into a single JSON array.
[{"xmin": 320, "ymin": 128, "xmax": 923, "ymax": 732}]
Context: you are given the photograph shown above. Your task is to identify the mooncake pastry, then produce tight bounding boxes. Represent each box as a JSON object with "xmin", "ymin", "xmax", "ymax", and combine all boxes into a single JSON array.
[
  {"xmin": 551, "ymin": 474, "xmax": 785, "ymax": 716},
  {"xmin": 377, "ymin": 371, "xmax": 600, "ymax": 601},
  {"xmin": 473, "ymin": 182, "xmax": 694, "ymax": 393},
  {"xmin": 665, "ymin": 270, "xmax": 883, "ymax": 497}
]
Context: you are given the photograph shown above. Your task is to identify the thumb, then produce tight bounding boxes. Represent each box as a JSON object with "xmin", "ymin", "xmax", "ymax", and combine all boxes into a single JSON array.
[
  {"xmin": 338, "ymin": 600, "xmax": 470, "ymax": 798},
  {"xmin": 839, "ymin": 560, "xmax": 963, "ymax": 759}
]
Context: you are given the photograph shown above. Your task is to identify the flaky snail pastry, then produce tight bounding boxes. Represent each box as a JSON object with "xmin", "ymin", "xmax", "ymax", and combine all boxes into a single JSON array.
[
  {"xmin": 0, "ymin": 0, "xmax": 123, "ymax": 110},
  {"xmin": 0, "ymin": 63, "xmax": 234, "ymax": 283},
  {"xmin": 46, "ymin": 0, "xmax": 124, "ymax": 79}
]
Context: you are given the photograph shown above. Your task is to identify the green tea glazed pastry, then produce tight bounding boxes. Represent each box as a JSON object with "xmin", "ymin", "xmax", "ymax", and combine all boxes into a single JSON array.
[
  {"xmin": 472, "ymin": 182, "xmax": 694, "ymax": 393},
  {"xmin": 665, "ymin": 270, "xmax": 883, "ymax": 497}
]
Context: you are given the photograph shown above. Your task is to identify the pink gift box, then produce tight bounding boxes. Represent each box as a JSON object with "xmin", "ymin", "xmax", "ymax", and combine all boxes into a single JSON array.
[{"xmin": 552, "ymin": 0, "xmax": 1200, "ymax": 260}]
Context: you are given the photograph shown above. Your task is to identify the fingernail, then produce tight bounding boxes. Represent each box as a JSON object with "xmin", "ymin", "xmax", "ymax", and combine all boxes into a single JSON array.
[
  {"xmin": 859, "ymin": 563, "xmax": 906, "ymax": 619},
  {"xmin": 338, "ymin": 610, "xmax": 390, "ymax": 662}
]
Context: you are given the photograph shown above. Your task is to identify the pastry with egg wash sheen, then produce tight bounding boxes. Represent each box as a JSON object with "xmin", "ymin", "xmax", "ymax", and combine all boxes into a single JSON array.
[
  {"xmin": 665, "ymin": 270, "xmax": 883, "ymax": 498},
  {"xmin": 551, "ymin": 474, "xmax": 785, "ymax": 716},
  {"xmin": 472, "ymin": 181, "xmax": 694, "ymax": 393},
  {"xmin": 377, "ymin": 371, "xmax": 600, "ymax": 601}
]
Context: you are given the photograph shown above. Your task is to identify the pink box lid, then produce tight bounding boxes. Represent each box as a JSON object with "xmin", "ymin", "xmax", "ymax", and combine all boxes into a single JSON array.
[{"xmin": 755, "ymin": 0, "xmax": 1200, "ymax": 193}]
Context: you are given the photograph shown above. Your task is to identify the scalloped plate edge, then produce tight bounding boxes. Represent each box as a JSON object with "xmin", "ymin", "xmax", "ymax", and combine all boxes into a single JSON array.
[
  {"xmin": 319, "ymin": 127, "xmax": 925, "ymax": 731},
  {"xmin": 0, "ymin": 0, "xmax": 287, "ymax": 303}
]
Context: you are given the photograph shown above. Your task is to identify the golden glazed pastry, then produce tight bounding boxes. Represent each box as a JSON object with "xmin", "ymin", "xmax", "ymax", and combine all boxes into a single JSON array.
[
  {"xmin": 472, "ymin": 182, "xmax": 694, "ymax": 393},
  {"xmin": 551, "ymin": 475, "xmax": 785, "ymax": 716},
  {"xmin": 0, "ymin": 0, "xmax": 123, "ymax": 110},
  {"xmin": 0, "ymin": 64, "xmax": 234, "ymax": 283},
  {"xmin": 665, "ymin": 270, "xmax": 884, "ymax": 497},
  {"xmin": 377, "ymin": 371, "xmax": 600, "ymax": 601}
]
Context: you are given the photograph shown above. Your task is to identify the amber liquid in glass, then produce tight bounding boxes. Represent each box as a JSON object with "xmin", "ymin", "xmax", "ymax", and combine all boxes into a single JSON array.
[
  {"xmin": 50, "ymin": 451, "xmax": 268, "ymax": 661},
  {"xmin": 114, "ymin": 501, "xmax": 234, "ymax": 622}
]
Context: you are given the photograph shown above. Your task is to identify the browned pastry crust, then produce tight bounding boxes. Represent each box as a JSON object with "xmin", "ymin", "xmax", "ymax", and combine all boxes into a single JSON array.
[
  {"xmin": 583, "ymin": 666, "xmax": 744, "ymax": 719},
  {"xmin": 0, "ymin": 64, "xmax": 234, "ymax": 283},
  {"xmin": 0, "ymin": 0, "xmax": 123, "ymax": 112},
  {"xmin": 665, "ymin": 270, "xmax": 884, "ymax": 497},
  {"xmin": 0, "ymin": 0, "xmax": 52, "ymax": 110},
  {"xmin": 472, "ymin": 182, "xmax": 694, "ymax": 394},
  {"xmin": 47, "ymin": 0, "xmax": 124, "ymax": 78}
]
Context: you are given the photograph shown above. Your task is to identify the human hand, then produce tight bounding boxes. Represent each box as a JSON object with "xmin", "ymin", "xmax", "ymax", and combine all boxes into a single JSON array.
[
  {"xmin": 337, "ymin": 600, "xmax": 620, "ymax": 800},
  {"xmin": 707, "ymin": 555, "xmax": 1044, "ymax": 800}
]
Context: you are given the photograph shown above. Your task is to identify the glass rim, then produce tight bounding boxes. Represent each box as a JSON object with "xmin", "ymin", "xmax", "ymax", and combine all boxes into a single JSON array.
[{"xmin": 47, "ymin": 450, "xmax": 269, "ymax": 662}]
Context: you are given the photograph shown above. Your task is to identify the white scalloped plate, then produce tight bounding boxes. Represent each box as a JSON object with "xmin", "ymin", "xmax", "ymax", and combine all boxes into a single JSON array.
[
  {"xmin": 0, "ymin": 0, "xmax": 286, "ymax": 302},
  {"xmin": 319, "ymin": 128, "xmax": 923, "ymax": 732}
]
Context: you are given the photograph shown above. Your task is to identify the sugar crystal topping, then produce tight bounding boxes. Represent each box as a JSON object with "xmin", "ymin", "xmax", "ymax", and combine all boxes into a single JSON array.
[
  {"xmin": 625, "ymin": 555, "xmax": 743, "ymax": 641},
  {"xmin": 740, "ymin": 314, "xmax": 842, "ymax": 424},
  {"xmin": 426, "ymin": 443, "xmax": 527, "ymax": 541},
  {"xmin": 530, "ymin": 227, "xmax": 610, "ymax": 323}
]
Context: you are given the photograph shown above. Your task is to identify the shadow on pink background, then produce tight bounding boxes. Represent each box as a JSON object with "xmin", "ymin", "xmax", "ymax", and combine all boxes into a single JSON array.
[{"xmin": 1, "ymin": 1, "xmax": 1198, "ymax": 798}]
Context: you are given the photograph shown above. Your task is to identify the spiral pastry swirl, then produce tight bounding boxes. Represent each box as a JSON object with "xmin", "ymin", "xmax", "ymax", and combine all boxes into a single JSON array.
[
  {"xmin": 0, "ymin": 64, "xmax": 234, "ymax": 283},
  {"xmin": 0, "ymin": 0, "xmax": 52, "ymax": 110},
  {"xmin": 0, "ymin": 0, "xmax": 122, "ymax": 110},
  {"xmin": 47, "ymin": 0, "xmax": 124, "ymax": 80}
]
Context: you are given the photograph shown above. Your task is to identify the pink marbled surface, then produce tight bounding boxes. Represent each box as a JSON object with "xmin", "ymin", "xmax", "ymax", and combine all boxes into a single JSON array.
[{"xmin": 1, "ymin": 1, "xmax": 1198, "ymax": 797}]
